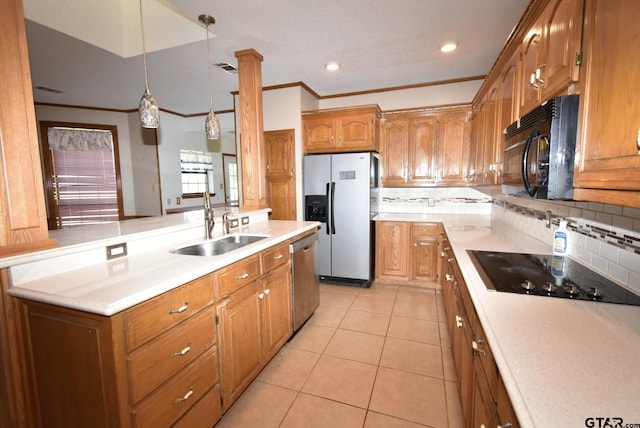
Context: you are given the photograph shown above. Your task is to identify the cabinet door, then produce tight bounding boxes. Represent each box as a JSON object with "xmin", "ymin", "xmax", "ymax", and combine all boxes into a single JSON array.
[
  {"xmin": 518, "ymin": 15, "xmax": 545, "ymax": 114},
  {"xmin": 337, "ymin": 114, "xmax": 375, "ymax": 150},
  {"xmin": 540, "ymin": 0, "xmax": 583, "ymax": 99},
  {"xmin": 261, "ymin": 263, "xmax": 292, "ymax": 362},
  {"xmin": 408, "ymin": 116, "xmax": 438, "ymax": 184},
  {"xmin": 573, "ymin": 0, "xmax": 640, "ymax": 203},
  {"xmin": 303, "ymin": 117, "xmax": 335, "ymax": 152},
  {"xmin": 375, "ymin": 222, "xmax": 409, "ymax": 279},
  {"xmin": 409, "ymin": 236, "xmax": 438, "ymax": 283},
  {"xmin": 439, "ymin": 110, "xmax": 470, "ymax": 185},
  {"xmin": 217, "ymin": 282, "xmax": 262, "ymax": 410},
  {"xmin": 469, "ymin": 106, "xmax": 487, "ymax": 184},
  {"xmin": 472, "ymin": 372, "xmax": 498, "ymax": 428},
  {"xmin": 380, "ymin": 118, "xmax": 409, "ymax": 186}
]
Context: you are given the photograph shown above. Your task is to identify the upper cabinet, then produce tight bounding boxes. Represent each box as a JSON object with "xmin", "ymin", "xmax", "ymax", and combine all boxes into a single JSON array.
[
  {"xmin": 302, "ymin": 105, "xmax": 381, "ymax": 153},
  {"xmin": 573, "ymin": 0, "xmax": 640, "ymax": 206},
  {"xmin": 518, "ymin": 0, "xmax": 584, "ymax": 115},
  {"xmin": 380, "ymin": 107, "xmax": 471, "ymax": 187}
]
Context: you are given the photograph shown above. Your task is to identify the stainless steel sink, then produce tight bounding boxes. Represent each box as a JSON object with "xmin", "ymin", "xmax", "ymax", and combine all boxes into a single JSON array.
[{"xmin": 170, "ymin": 234, "xmax": 269, "ymax": 256}]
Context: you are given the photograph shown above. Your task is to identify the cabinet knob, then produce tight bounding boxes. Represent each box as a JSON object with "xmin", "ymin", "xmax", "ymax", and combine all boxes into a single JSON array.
[
  {"xmin": 259, "ymin": 293, "xmax": 265, "ymax": 300},
  {"xmin": 175, "ymin": 388, "xmax": 194, "ymax": 403},
  {"xmin": 636, "ymin": 128, "xmax": 640, "ymax": 154},
  {"xmin": 455, "ymin": 315, "xmax": 463, "ymax": 328},
  {"xmin": 168, "ymin": 302, "xmax": 188, "ymax": 314},
  {"xmin": 448, "ymin": 257, "xmax": 455, "ymax": 264},
  {"xmin": 264, "ymin": 288, "xmax": 270, "ymax": 295}
]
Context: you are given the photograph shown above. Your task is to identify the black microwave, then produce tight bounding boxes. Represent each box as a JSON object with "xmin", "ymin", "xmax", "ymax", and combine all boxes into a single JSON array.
[{"xmin": 502, "ymin": 95, "xmax": 579, "ymax": 200}]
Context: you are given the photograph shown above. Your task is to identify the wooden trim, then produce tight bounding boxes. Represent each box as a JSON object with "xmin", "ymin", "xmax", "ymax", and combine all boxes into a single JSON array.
[
  {"xmin": 381, "ymin": 102, "xmax": 472, "ymax": 116},
  {"xmin": 35, "ymin": 102, "xmax": 235, "ymax": 119}
]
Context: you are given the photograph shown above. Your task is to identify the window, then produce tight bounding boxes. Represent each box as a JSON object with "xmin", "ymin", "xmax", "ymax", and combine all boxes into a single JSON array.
[
  {"xmin": 40, "ymin": 122, "xmax": 123, "ymax": 229},
  {"xmin": 180, "ymin": 149, "xmax": 214, "ymax": 195}
]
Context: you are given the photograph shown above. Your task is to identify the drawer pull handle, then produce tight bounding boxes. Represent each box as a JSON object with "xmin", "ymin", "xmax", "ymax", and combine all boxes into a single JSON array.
[
  {"xmin": 455, "ymin": 315, "xmax": 463, "ymax": 328},
  {"xmin": 264, "ymin": 288, "xmax": 270, "ymax": 295},
  {"xmin": 237, "ymin": 272, "xmax": 250, "ymax": 280},
  {"xmin": 445, "ymin": 274, "xmax": 452, "ymax": 282},
  {"xmin": 172, "ymin": 344, "xmax": 191, "ymax": 357},
  {"xmin": 498, "ymin": 423, "xmax": 513, "ymax": 428},
  {"xmin": 175, "ymin": 388, "xmax": 194, "ymax": 403},
  {"xmin": 448, "ymin": 257, "xmax": 455, "ymax": 264},
  {"xmin": 259, "ymin": 293, "xmax": 265, "ymax": 300},
  {"xmin": 472, "ymin": 340, "xmax": 487, "ymax": 356},
  {"xmin": 169, "ymin": 303, "xmax": 188, "ymax": 314},
  {"xmin": 274, "ymin": 254, "xmax": 284, "ymax": 259}
]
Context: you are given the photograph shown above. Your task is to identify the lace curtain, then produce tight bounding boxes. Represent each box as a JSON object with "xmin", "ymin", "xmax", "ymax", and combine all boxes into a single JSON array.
[{"xmin": 47, "ymin": 127, "xmax": 113, "ymax": 151}]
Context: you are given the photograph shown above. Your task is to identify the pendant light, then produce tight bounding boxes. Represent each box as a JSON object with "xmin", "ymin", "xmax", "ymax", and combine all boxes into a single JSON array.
[
  {"xmin": 138, "ymin": 0, "xmax": 160, "ymax": 128},
  {"xmin": 199, "ymin": 14, "xmax": 221, "ymax": 140}
]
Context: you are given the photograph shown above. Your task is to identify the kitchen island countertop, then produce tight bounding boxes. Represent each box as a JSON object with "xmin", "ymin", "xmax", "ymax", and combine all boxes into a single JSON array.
[{"xmin": 376, "ymin": 212, "xmax": 640, "ymax": 428}]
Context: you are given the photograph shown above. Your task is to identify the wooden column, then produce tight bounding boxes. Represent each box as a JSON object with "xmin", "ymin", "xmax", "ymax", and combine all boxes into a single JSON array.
[{"xmin": 234, "ymin": 49, "xmax": 268, "ymax": 209}]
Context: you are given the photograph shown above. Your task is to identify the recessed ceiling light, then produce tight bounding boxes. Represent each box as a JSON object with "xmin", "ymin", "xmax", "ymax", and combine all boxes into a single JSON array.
[
  {"xmin": 325, "ymin": 62, "xmax": 340, "ymax": 72},
  {"xmin": 440, "ymin": 42, "xmax": 458, "ymax": 53}
]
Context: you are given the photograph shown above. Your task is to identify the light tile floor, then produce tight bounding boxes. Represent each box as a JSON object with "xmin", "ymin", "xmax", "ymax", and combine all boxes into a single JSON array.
[{"xmin": 215, "ymin": 282, "xmax": 464, "ymax": 428}]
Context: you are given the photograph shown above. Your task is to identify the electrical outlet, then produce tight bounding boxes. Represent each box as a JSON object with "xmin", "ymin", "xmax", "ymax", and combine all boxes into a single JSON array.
[
  {"xmin": 167, "ymin": 198, "xmax": 171, "ymax": 205},
  {"xmin": 428, "ymin": 197, "xmax": 435, "ymax": 207},
  {"xmin": 241, "ymin": 217, "xmax": 249, "ymax": 225},
  {"xmin": 176, "ymin": 196, "xmax": 181, "ymax": 205}
]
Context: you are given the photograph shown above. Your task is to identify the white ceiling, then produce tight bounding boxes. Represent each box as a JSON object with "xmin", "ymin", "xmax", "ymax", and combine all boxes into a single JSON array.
[{"xmin": 23, "ymin": 0, "xmax": 530, "ymax": 115}]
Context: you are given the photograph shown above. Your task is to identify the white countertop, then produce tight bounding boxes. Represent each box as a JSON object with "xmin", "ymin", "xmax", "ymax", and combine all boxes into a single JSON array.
[
  {"xmin": 8, "ymin": 211, "xmax": 640, "ymax": 426},
  {"xmin": 377, "ymin": 213, "xmax": 640, "ymax": 427},
  {"xmin": 7, "ymin": 213, "xmax": 319, "ymax": 316}
]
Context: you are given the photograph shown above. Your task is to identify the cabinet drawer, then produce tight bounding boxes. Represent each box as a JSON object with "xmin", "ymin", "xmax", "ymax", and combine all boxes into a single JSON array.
[
  {"xmin": 124, "ymin": 275, "xmax": 214, "ymax": 352},
  {"xmin": 172, "ymin": 384, "xmax": 222, "ymax": 428},
  {"xmin": 128, "ymin": 307, "xmax": 217, "ymax": 404},
  {"xmin": 214, "ymin": 254, "xmax": 261, "ymax": 299},
  {"xmin": 411, "ymin": 223, "xmax": 439, "ymax": 236},
  {"xmin": 261, "ymin": 242, "xmax": 290, "ymax": 272},
  {"xmin": 131, "ymin": 347, "xmax": 219, "ymax": 428}
]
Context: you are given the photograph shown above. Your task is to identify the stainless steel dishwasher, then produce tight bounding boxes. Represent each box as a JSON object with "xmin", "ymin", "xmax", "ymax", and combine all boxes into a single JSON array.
[{"xmin": 290, "ymin": 233, "xmax": 320, "ymax": 331}]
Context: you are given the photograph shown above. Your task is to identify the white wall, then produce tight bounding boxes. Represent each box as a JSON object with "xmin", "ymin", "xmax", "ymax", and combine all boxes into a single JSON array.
[
  {"xmin": 157, "ymin": 111, "xmax": 236, "ymax": 211},
  {"xmin": 317, "ymin": 80, "xmax": 482, "ymax": 110}
]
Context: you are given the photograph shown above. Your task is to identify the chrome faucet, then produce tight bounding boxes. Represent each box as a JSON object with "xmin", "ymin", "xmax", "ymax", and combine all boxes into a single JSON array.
[
  {"xmin": 222, "ymin": 212, "xmax": 232, "ymax": 234},
  {"xmin": 203, "ymin": 191, "xmax": 215, "ymax": 239}
]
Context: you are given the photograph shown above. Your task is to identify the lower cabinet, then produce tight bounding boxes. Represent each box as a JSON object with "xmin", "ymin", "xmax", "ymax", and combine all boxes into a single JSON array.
[
  {"xmin": 18, "ymin": 235, "xmax": 300, "ymax": 427},
  {"xmin": 440, "ymin": 231, "xmax": 520, "ymax": 428},
  {"xmin": 376, "ymin": 221, "xmax": 440, "ymax": 287},
  {"xmin": 216, "ymin": 243, "xmax": 293, "ymax": 411},
  {"xmin": 19, "ymin": 274, "xmax": 221, "ymax": 428}
]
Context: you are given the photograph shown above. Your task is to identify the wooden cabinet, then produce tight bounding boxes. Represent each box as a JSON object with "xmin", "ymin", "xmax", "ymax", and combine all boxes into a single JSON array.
[
  {"xmin": 375, "ymin": 221, "xmax": 409, "ymax": 280},
  {"xmin": 216, "ymin": 243, "xmax": 292, "ymax": 411},
  {"xmin": 518, "ymin": 0, "xmax": 584, "ymax": 114},
  {"xmin": 18, "ymin": 234, "xmax": 302, "ymax": 426},
  {"xmin": 380, "ymin": 107, "xmax": 470, "ymax": 187},
  {"xmin": 573, "ymin": 0, "xmax": 640, "ymax": 207},
  {"xmin": 376, "ymin": 221, "xmax": 440, "ymax": 287},
  {"xmin": 409, "ymin": 223, "xmax": 439, "ymax": 283},
  {"xmin": 440, "ymin": 229, "xmax": 520, "ymax": 427},
  {"xmin": 302, "ymin": 105, "xmax": 381, "ymax": 153},
  {"xmin": 19, "ymin": 274, "xmax": 221, "ymax": 428}
]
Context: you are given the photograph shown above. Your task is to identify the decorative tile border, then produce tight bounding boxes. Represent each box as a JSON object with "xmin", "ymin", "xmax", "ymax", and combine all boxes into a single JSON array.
[{"xmin": 493, "ymin": 199, "xmax": 640, "ymax": 255}]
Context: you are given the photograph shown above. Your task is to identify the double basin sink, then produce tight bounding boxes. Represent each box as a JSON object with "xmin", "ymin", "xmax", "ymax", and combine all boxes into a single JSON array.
[{"xmin": 171, "ymin": 234, "xmax": 269, "ymax": 256}]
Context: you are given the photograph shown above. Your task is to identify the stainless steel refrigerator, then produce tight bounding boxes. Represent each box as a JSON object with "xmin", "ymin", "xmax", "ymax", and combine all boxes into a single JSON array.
[{"xmin": 303, "ymin": 152, "xmax": 378, "ymax": 287}]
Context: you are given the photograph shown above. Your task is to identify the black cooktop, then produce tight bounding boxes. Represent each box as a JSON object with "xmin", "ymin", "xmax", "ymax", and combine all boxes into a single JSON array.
[{"xmin": 468, "ymin": 250, "xmax": 640, "ymax": 306}]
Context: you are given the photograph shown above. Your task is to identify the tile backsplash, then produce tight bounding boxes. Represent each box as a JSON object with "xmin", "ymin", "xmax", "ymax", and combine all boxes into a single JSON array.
[{"xmin": 379, "ymin": 186, "xmax": 640, "ymax": 291}]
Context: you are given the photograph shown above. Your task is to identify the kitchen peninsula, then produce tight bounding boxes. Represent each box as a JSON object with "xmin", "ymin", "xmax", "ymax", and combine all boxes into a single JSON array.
[{"xmin": 6, "ymin": 209, "xmax": 320, "ymax": 427}]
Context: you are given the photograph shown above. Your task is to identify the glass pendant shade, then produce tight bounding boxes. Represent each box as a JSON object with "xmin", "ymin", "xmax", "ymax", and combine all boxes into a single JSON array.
[
  {"xmin": 205, "ymin": 109, "xmax": 220, "ymax": 139},
  {"xmin": 139, "ymin": 87, "xmax": 160, "ymax": 128}
]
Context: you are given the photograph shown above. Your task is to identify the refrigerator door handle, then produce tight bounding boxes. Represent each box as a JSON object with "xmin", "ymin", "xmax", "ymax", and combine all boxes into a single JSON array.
[
  {"xmin": 325, "ymin": 182, "xmax": 331, "ymax": 235},
  {"xmin": 330, "ymin": 181, "xmax": 336, "ymax": 235}
]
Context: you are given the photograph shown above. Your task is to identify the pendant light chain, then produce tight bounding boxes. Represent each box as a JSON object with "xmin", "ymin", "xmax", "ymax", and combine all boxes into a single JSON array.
[
  {"xmin": 200, "ymin": 14, "xmax": 220, "ymax": 140},
  {"xmin": 138, "ymin": 0, "xmax": 160, "ymax": 128}
]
